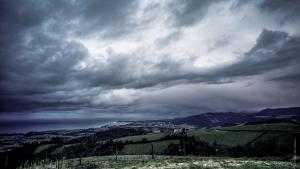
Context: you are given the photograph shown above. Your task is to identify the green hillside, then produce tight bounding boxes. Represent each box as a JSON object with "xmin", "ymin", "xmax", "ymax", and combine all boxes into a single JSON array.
[
  {"xmin": 115, "ymin": 128, "xmax": 262, "ymax": 148},
  {"xmin": 115, "ymin": 129, "xmax": 260, "ymax": 147},
  {"xmin": 3, "ymin": 122, "xmax": 299, "ymax": 169},
  {"xmin": 116, "ymin": 122, "xmax": 299, "ymax": 155}
]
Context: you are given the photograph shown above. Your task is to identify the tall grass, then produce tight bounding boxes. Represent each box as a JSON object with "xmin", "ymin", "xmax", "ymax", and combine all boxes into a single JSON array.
[
  {"xmin": 18, "ymin": 158, "xmax": 68, "ymax": 169},
  {"xmin": 17, "ymin": 155, "xmax": 296, "ymax": 169}
]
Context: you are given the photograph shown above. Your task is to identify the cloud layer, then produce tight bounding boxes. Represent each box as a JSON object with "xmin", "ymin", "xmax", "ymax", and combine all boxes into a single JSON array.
[{"xmin": 1, "ymin": 0, "xmax": 300, "ymax": 121}]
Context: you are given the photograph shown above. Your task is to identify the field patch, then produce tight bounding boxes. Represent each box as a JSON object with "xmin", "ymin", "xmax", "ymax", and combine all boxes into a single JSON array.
[
  {"xmin": 51, "ymin": 143, "xmax": 80, "ymax": 155},
  {"xmin": 115, "ymin": 133, "xmax": 168, "ymax": 143},
  {"xmin": 121, "ymin": 140, "xmax": 180, "ymax": 155},
  {"xmin": 33, "ymin": 144, "xmax": 56, "ymax": 155},
  {"xmin": 187, "ymin": 129, "xmax": 261, "ymax": 147},
  {"xmin": 221, "ymin": 122, "xmax": 300, "ymax": 132}
]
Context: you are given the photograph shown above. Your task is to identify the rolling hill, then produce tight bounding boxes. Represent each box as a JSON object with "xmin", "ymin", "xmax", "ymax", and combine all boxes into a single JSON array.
[{"xmin": 170, "ymin": 107, "xmax": 300, "ymax": 127}]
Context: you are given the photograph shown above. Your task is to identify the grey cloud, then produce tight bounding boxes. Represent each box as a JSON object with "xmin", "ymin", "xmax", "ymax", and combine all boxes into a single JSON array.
[
  {"xmin": 0, "ymin": 0, "xmax": 139, "ymax": 40},
  {"xmin": 140, "ymin": 80, "xmax": 300, "ymax": 114},
  {"xmin": 235, "ymin": 0, "xmax": 300, "ymax": 25},
  {"xmin": 215, "ymin": 29, "xmax": 300, "ymax": 78},
  {"xmin": 208, "ymin": 36, "xmax": 231, "ymax": 51},
  {"xmin": 270, "ymin": 72, "xmax": 300, "ymax": 83},
  {"xmin": 258, "ymin": 0, "xmax": 300, "ymax": 25},
  {"xmin": 0, "ymin": 31, "xmax": 89, "ymax": 111},
  {"xmin": 0, "ymin": 0, "xmax": 139, "ymax": 112},
  {"xmin": 1, "ymin": 0, "xmax": 300, "ymax": 119},
  {"xmin": 167, "ymin": 0, "xmax": 221, "ymax": 27},
  {"xmin": 2, "ymin": 26, "xmax": 300, "ymax": 114},
  {"xmin": 80, "ymin": 53, "xmax": 197, "ymax": 89},
  {"xmin": 155, "ymin": 31, "xmax": 183, "ymax": 47},
  {"xmin": 85, "ymin": 29, "xmax": 300, "ymax": 89},
  {"xmin": 1, "ymin": 31, "xmax": 87, "ymax": 91},
  {"xmin": 68, "ymin": 0, "xmax": 139, "ymax": 38}
]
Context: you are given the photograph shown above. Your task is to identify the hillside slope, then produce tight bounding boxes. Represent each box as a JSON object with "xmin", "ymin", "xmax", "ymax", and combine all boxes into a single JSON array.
[{"xmin": 170, "ymin": 107, "xmax": 300, "ymax": 127}]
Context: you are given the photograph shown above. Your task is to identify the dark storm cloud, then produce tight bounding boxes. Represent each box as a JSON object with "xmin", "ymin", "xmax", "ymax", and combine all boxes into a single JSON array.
[
  {"xmin": 0, "ymin": 0, "xmax": 138, "ymax": 83},
  {"xmin": 0, "ymin": 0, "xmax": 140, "ymax": 112},
  {"xmin": 236, "ymin": 0, "xmax": 300, "ymax": 25},
  {"xmin": 3, "ymin": 29, "xmax": 299, "ymax": 113},
  {"xmin": 0, "ymin": 0, "xmax": 300, "ymax": 117},
  {"xmin": 0, "ymin": 32, "xmax": 88, "ymax": 112},
  {"xmin": 258, "ymin": 0, "xmax": 300, "ymax": 24},
  {"xmin": 0, "ymin": 31, "xmax": 87, "ymax": 93},
  {"xmin": 73, "ymin": 0, "xmax": 138, "ymax": 38},
  {"xmin": 43, "ymin": 0, "xmax": 139, "ymax": 38},
  {"xmin": 0, "ymin": 0, "xmax": 138, "ymax": 39},
  {"xmin": 215, "ymin": 29, "xmax": 300, "ymax": 78}
]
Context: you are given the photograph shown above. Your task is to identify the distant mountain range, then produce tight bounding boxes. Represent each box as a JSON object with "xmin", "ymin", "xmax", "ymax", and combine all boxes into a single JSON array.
[{"xmin": 169, "ymin": 107, "xmax": 300, "ymax": 127}]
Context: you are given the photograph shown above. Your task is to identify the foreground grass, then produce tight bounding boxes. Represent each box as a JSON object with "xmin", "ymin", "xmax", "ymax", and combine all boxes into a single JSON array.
[{"xmin": 18, "ymin": 155, "xmax": 297, "ymax": 169}]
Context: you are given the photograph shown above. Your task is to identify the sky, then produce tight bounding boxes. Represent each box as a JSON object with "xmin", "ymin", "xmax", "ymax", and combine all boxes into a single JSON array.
[{"xmin": 1, "ymin": 0, "xmax": 300, "ymax": 126}]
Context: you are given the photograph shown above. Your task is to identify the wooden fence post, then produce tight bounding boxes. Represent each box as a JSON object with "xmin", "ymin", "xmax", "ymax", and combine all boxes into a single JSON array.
[
  {"xmin": 5, "ymin": 155, "xmax": 8, "ymax": 168},
  {"xmin": 151, "ymin": 143, "xmax": 154, "ymax": 159},
  {"xmin": 79, "ymin": 155, "xmax": 82, "ymax": 165},
  {"xmin": 183, "ymin": 139, "xmax": 186, "ymax": 156},
  {"xmin": 115, "ymin": 143, "xmax": 118, "ymax": 162},
  {"xmin": 294, "ymin": 138, "xmax": 297, "ymax": 169}
]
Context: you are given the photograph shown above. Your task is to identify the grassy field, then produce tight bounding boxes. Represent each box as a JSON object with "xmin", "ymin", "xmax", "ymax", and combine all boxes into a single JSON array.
[
  {"xmin": 121, "ymin": 140, "xmax": 180, "ymax": 155},
  {"xmin": 115, "ymin": 129, "xmax": 262, "ymax": 147},
  {"xmin": 187, "ymin": 129, "xmax": 261, "ymax": 147},
  {"xmin": 18, "ymin": 155, "xmax": 297, "ymax": 169},
  {"xmin": 51, "ymin": 144, "xmax": 80, "ymax": 155},
  {"xmin": 33, "ymin": 144, "xmax": 56, "ymax": 155},
  {"xmin": 115, "ymin": 133, "xmax": 169, "ymax": 143},
  {"xmin": 14, "ymin": 123, "xmax": 300, "ymax": 168},
  {"xmin": 221, "ymin": 122, "xmax": 300, "ymax": 132},
  {"xmin": 113, "ymin": 123, "xmax": 299, "ymax": 154},
  {"xmin": 32, "ymin": 123, "xmax": 298, "ymax": 157}
]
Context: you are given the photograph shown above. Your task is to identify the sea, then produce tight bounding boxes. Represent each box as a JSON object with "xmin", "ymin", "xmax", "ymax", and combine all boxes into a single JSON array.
[{"xmin": 0, "ymin": 118, "xmax": 129, "ymax": 134}]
